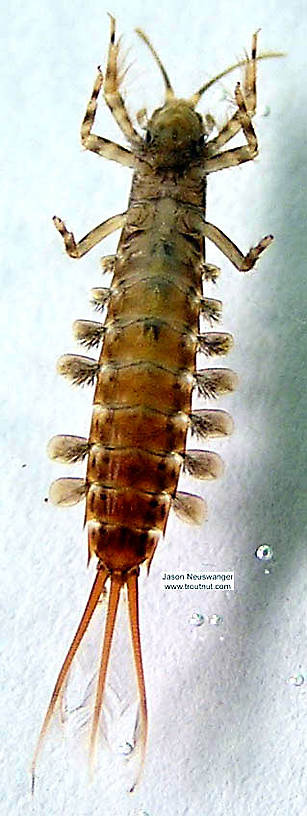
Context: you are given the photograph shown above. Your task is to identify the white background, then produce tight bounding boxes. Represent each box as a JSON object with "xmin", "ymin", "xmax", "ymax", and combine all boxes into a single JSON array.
[{"xmin": 1, "ymin": 0, "xmax": 306, "ymax": 814}]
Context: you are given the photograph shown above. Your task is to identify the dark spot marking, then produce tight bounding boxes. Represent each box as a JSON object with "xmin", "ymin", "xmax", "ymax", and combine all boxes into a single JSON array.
[
  {"xmin": 188, "ymin": 285, "xmax": 197, "ymax": 298},
  {"xmin": 182, "ymin": 232, "xmax": 201, "ymax": 252},
  {"xmin": 157, "ymin": 461, "xmax": 166, "ymax": 471},
  {"xmin": 162, "ymin": 241, "xmax": 173, "ymax": 257},
  {"xmin": 110, "ymin": 31, "xmax": 115, "ymax": 44},
  {"xmin": 149, "ymin": 497, "xmax": 158, "ymax": 509},
  {"xmin": 143, "ymin": 319, "xmax": 161, "ymax": 342},
  {"xmin": 88, "ymin": 491, "xmax": 95, "ymax": 511},
  {"xmin": 91, "ymin": 454, "xmax": 96, "ymax": 468}
]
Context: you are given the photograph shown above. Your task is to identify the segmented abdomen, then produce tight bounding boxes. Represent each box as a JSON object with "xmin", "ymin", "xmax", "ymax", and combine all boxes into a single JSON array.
[{"xmin": 86, "ymin": 198, "xmax": 202, "ymax": 572}]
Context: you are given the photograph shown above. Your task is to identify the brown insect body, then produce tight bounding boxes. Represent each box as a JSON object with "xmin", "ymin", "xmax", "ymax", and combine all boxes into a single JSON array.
[
  {"xmin": 88, "ymin": 192, "xmax": 204, "ymax": 565},
  {"xmin": 32, "ymin": 17, "xmax": 281, "ymax": 792}
]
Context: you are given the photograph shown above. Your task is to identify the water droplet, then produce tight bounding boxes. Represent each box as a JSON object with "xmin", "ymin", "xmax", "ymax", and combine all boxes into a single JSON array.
[
  {"xmin": 117, "ymin": 741, "xmax": 134, "ymax": 756},
  {"xmin": 207, "ymin": 613, "xmax": 223, "ymax": 626},
  {"xmin": 219, "ymin": 635, "xmax": 224, "ymax": 642},
  {"xmin": 188, "ymin": 611, "xmax": 205, "ymax": 627},
  {"xmin": 262, "ymin": 105, "xmax": 271, "ymax": 117},
  {"xmin": 287, "ymin": 674, "xmax": 304, "ymax": 687},
  {"xmin": 255, "ymin": 544, "xmax": 273, "ymax": 561}
]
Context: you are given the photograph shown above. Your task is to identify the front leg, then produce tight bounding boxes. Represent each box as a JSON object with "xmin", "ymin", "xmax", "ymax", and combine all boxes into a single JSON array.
[
  {"xmin": 103, "ymin": 15, "xmax": 142, "ymax": 147},
  {"xmin": 207, "ymin": 31, "xmax": 258, "ymax": 157},
  {"xmin": 53, "ymin": 212, "xmax": 126, "ymax": 258},
  {"xmin": 205, "ymin": 82, "xmax": 258, "ymax": 173},
  {"xmin": 81, "ymin": 69, "xmax": 136, "ymax": 168}
]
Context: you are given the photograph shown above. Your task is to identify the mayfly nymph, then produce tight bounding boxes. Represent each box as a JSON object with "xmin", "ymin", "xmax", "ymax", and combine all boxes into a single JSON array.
[{"xmin": 32, "ymin": 17, "xmax": 282, "ymax": 792}]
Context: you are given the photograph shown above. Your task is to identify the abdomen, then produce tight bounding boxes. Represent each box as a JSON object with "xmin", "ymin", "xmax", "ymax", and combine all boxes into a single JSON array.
[{"xmin": 86, "ymin": 201, "xmax": 203, "ymax": 572}]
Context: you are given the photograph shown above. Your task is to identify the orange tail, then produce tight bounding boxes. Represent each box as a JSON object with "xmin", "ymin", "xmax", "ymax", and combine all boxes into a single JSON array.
[
  {"xmin": 89, "ymin": 567, "xmax": 148, "ymax": 791},
  {"xmin": 31, "ymin": 566, "xmax": 109, "ymax": 793},
  {"xmin": 32, "ymin": 566, "xmax": 148, "ymax": 793},
  {"xmin": 89, "ymin": 572, "xmax": 122, "ymax": 761},
  {"xmin": 126, "ymin": 569, "xmax": 148, "ymax": 792}
]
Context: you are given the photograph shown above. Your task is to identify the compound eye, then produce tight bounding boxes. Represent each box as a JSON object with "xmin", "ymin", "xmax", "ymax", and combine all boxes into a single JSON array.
[
  {"xmin": 145, "ymin": 130, "xmax": 152, "ymax": 144},
  {"xmin": 198, "ymin": 134, "xmax": 205, "ymax": 147}
]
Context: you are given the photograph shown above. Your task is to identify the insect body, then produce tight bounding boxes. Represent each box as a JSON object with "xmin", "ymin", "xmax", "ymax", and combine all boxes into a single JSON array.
[{"xmin": 32, "ymin": 18, "xmax": 281, "ymax": 791}]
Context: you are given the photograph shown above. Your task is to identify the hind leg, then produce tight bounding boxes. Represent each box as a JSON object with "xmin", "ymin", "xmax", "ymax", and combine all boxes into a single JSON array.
[
  {"xmin": 203, "ymin": 221, "xmax": 273, "ymax": 271},
  {"xmin": 53, "ymin": 212, "xmax": 126, "ymax": 258}
]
